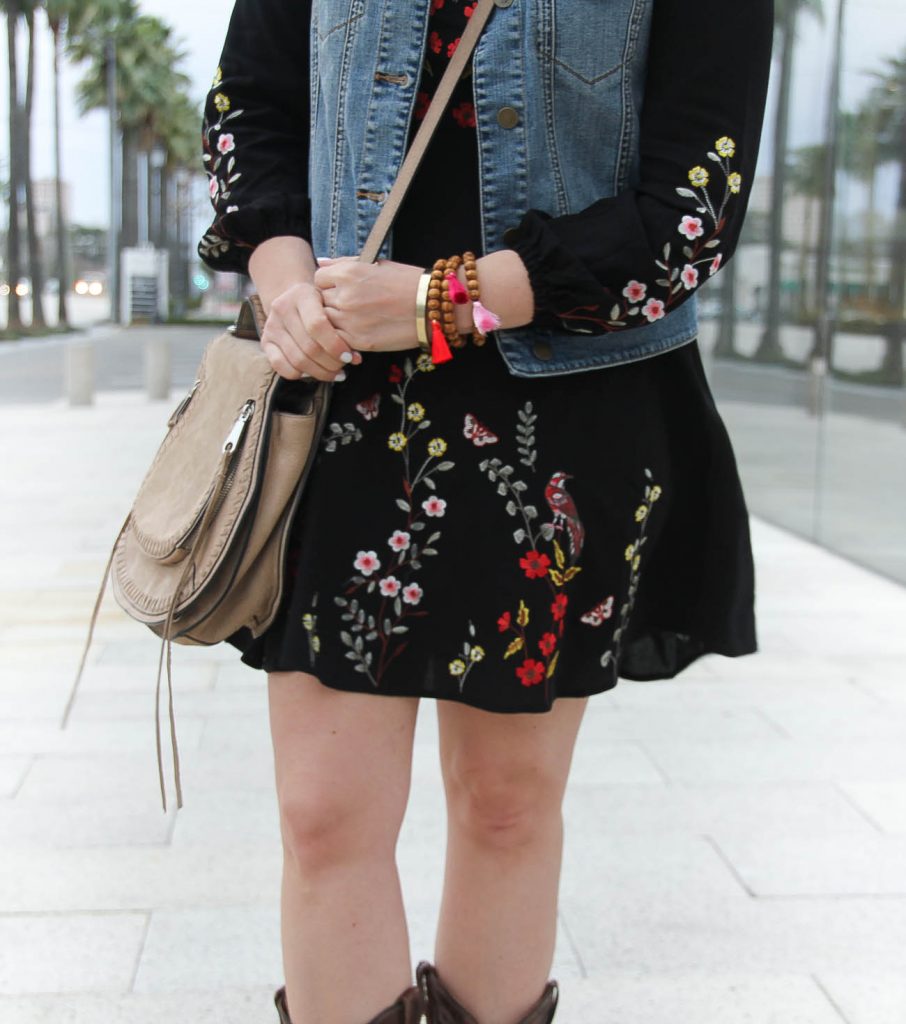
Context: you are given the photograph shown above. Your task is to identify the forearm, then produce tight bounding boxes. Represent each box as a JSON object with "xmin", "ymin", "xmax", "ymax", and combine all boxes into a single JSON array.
[
  {"xmin": 248, "ymin": 236, "xmax": 318, "ymax": 314},
  {"xmin": 453, "ymin": 249, "xmax": 535, "ymax": 336}
]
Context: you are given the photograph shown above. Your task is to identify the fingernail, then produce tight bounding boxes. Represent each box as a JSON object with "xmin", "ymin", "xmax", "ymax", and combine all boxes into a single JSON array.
[
  {"xmin": 334, "ymin": 370, "xmax": 347, "ymax": 382},
  {"xmin": 340, "ymin": 351, "xmax": 353, "ymax": 364}
]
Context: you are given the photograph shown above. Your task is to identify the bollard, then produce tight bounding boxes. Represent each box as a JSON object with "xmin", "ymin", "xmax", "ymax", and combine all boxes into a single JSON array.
[
  {"xmin": 807, "ymin": 355, "xmax": 827, "ymax": 418},
  {"xmin": 66, "ymin": 341, "xmax": 95, "ymax": 407},
  {"xmin": 145, "ymin": 336, "xmax": 171, "ymax": 401}
]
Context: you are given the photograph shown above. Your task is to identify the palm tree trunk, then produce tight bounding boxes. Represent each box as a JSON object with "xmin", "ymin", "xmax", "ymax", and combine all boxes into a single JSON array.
[
  {"xmin": 51, "ymin": 20, "xmax": 70, "ymax": 329},
  {"xmin": 22, "ymin": 6, "xmax": 46, "ymax": 329},
  {"xmin": 754, "ymin": 3, "xmax": 796, "ymax": 362},
  {"xmin": 5, "ymin": 5, "xmax": 23, "ymax": 332},
  {"xmin": 121, "ymin": 126, "xmax": 139, "ymax": 248},
  {"xmin": 879, "ymin": 155, "xmax": 906, "ymax": 380}
]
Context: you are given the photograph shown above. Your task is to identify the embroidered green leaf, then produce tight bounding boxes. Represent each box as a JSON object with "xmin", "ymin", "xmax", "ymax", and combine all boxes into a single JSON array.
[
  {"xmin": 540, "ymin": 522, "xmax": 556, "ymax": 541},
  {"xmin": 524, "ymin": 504, "xmax": 537, "ymax": 519},
  {"xmin": 504, "ymin": 636, "xmax": 524, "ymax": 659},
  {"xmin": 553, "ymin": 539, "xmax": 566, "ymax": 570},
  {"xmin": 391, "ymin": 393, "xmax": 404, "ymax": 404},
  {"xmin": 422, "ymin": 547, "xmax": 438, "ymax": 556},
  {"xmin": 396, "ymin": 498, "xmax": 410, "ymax": 512},
  {"xmin": 468, "ymin": 620, "xmax": 476, "ymax": 637},
  {"xmin": 365, "ymin": 631, "xmax": 378, "ymax": 641},
  {"xmin": 383, "ymin": 618, "xmax": 392, "ymax": 633},
  {"xmin": 662, "ymin": 243, "xmax": 671, "ymax": 260},
  {"xmin": 497, "ymin": 481, "xmax": 508, "ymax": 496},
  {"xmin": 516, "ymin": 600, "xmax": 530, "ymax": 627},
  {"xmin": 340, "ymin": 630, "xmax": 353, "ymax": 647},
  {"xmin": 394, "ymin": 596, "xmax": 402, "ymax": 617},
  {"xmin": 549, "ymin": 569, "xmax": 564, "ymax": 586},
  {"xmin": 600, "ymin": 650, "xmax": 613, "ymax": 667},
  {"xmin": 410, "ymin": 521, "xmax": 426, "ymax": 531},
  {"xmin": 436, "ymin": 461, "xmax": 455, "ymax": 471},
  {"xmin": 675, "ymin": 187, "xmax": 697, "ymax": 198},
  {"xmin": 392, "ymin": 626, "xmax": 409, "ymax": 634},
  {"xmin": 427, "ymin": 532, "xmax": 441, "ymax": 544},
  {"xmin": 513, "ymin": 528, "xmax": 526, "ymax": 544},
  {"xmin": 546, "ymin": 650, "xmax": 560, "ymax": 679},
  {"xmin": 512, "ymin": 480, "xmax": 528, "ymax": 493},
  {"xmin": 707, "ymin": 150, "xmax": 721, "ymax": 162},
  {"xmin": 704, "ymin": 239, "xmax": 721, "ymax": 249},
  {"xmin": 562, "ymin": 566, "xmax": 582, "ymax": 582},
  {"xmin": 423, "ymin": 475, "xmax": 436, "ymax": 490},
  {"xmin": 505, "ymin": 500, "xmax": 518, "ymax": 516},
  {"xmin": 334, "ymin": 596, "xmax": 348, "ymax": 606},
  {"xmin": 611, "ymin": 304, "xmax": 621, "ymax": 320}
]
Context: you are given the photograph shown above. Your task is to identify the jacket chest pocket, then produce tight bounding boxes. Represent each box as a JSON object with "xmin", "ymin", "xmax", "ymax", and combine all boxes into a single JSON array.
[
  {"xmin": 538, "ymin": 0, "xmax": 648, "ymax": 88},
  {"xmin": 314, "ymin": 0, "xmax": 365, "ymax": 46}
]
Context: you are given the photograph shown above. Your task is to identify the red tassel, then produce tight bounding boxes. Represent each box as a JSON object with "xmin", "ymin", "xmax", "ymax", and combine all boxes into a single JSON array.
[
  {"xmin": 445, "ymin": 272, "xmax": 469, "ymax": 305},
  {"xmin": 430, "ymin": 320, "xmax": 454, "ymax": 364}
]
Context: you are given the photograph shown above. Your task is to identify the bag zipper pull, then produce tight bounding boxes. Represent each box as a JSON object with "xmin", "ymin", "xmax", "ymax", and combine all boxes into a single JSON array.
[{"xmin": 222, "ymin": 400, "xmax": 255, "ymax": 453}]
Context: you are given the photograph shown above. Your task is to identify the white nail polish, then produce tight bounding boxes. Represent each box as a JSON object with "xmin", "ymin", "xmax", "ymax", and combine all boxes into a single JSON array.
[
  {"xmin": 340, "ymin": 351, "xmax": 353, "ymax": 364},
  {"xmin": 334, "ymin": 370, "xmax": 347, "ymax": 382}
]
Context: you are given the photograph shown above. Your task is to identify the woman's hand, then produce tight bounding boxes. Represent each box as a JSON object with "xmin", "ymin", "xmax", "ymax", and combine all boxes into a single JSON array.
[{"xmin": 313, "ymin": 257, "xmax": 425, "ymax": 353}]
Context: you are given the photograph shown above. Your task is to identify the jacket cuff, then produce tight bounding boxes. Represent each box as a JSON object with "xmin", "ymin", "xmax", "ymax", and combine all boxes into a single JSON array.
[{"xmin": 198, "ymin": 193, "xmax": 313, "ymax": 276}]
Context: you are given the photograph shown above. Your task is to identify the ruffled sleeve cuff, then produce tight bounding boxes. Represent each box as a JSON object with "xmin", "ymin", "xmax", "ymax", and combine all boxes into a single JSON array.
[{"xmin": 197, "ymin": 192, "xmax": 313, "ymax": 276}]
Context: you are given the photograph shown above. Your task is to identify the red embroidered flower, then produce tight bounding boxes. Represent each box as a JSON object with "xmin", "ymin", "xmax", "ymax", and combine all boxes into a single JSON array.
[
  {"xmin": 519, "ymin": 550, "xmax": 551, "ymax": 579},
  {"xmin": 451, "ymin": 101, "xmax": 476, "ymax": 128},
  {"xmin": 388, "ymin": 364, "xmax": 403, "ymax": 383},
  {"xmin": 497, "ymin": 610, "xmax": 511, "ymax": 632},
  {"xmin": 516, "ymin": 658, "xmax": 546, "ymax": 687},
  {"xmin": 447, "ymin": 36, "xmax": 461, "ymax": 59},
  {"xmin": 538, "ymin": 632, "xmax": 557, "ymax": 657},
  {"xmin": 431, "ymin": 0, "xmax": 445, "ymax": 11},
  {"xmin": 464, "ymin": 2, "xmax": 477, "ymax": 16},
  {"xmin": 429, "ymin": 30, "xmax": 443, "ymax": 54},
  {"xmin": 414, "ymin": 90, "xmax": 430, "ymax": 121},
  {"xmin": 551, "ymin": 593, "xmax": 568, "ymax": 621}
]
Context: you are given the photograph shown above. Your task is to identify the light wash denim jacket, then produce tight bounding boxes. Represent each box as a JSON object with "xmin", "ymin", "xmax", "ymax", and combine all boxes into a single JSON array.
[{"xmin": 308, "ymin": 0, "xmax": 698, "ymax": 378}]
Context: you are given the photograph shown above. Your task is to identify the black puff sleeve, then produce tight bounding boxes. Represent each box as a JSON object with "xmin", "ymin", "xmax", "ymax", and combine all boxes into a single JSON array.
[
  {"xmin": 503, "ymin": 0, "xmax": 773, "ymax": 335},
  {"xmin": 197, "ymin": 0, "xmax": 313, "ymax": 276}
]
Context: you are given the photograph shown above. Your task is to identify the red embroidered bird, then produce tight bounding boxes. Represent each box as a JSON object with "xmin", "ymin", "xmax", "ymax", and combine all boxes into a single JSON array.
[{"xmin": 543, "ymin": 471, "xmax": 585, "ymax": 562}]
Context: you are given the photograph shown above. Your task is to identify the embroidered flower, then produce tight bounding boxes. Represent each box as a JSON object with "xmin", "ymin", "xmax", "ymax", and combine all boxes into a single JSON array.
[
  {"xmin": 427, "ymin": 437, "xmax": 448, "ymax": 457},
  {"xmin": 354, "ymin": 550, "xmax": 381, "ymax": 576},
  {"xmin": 650, "ymin": 485, "xmax": 662, "ymax": 501},
  {"xmin": 623, "ymin": 280, "xmax": 647, "ymax": 303},
  {"xmin": 633, "ymin": 554, "xmax": 641, "ymax": 571},
  {"xmin": 451, "ymin": 101, "xmax": 476, "ymax": 128},
  {"xmin": 469, "ymin": 645, "xmax": 485, "ymax": 662},
  {"xmin": 538, "ymin": 632, "xmax": 557, "ymax": 657},
  {"xmin": 497, "ymin": 610, "xmax": 512, "ymax": 632},
  {"xmin": 379, "ymin": 575, "xmax": 401, "ymax": 597},
  {"xmin": 728, "ymin": 172, "xmax": 742, "ymax": 194},
  {"xmin": 516, "ymin": 658, "xmax": 546, "ymax": 687},
  {"xmin": 624, "ymin": 543, "xmax": 636, "ymax": 562},
  {"xmin": 520, "ymin": 550, "xmax": 551, "ymax": 579},
  {"xmin": 710, "ymin": 253, "xmax": 723, "ymax": 276},
  {"xmin": 208, "ymin": 177, "xmax": 219, "ymax": 200},
  {"xmin": 388, "ymin": 364, "xmax": 404, "ymax": 384},
  {"xmin": 402, "ymin": 582, "xmax": 423, "ymax": 605},
  {"xmin": 464, "ymin": 1, "xmax": 477, "ymax": 15},
  {"xmin": 216, "ymin": 133, "xmax": 235, "ymax": 155},
  {"xmin": 678, "ymin": 215, "xmax": 705, "ymax": 240},
  {"xmin": 415, "ymin": 90, "xmax": 430, "ymax": 121},
  {"xmin": 688, "ymin": 166, "xmax": 710, "ymax": 188},
  {"xmin": 634, "ymin": 504, "xmax": 648, "ymax": 522},
  {"xmin": 226, "ymin": 205, "xmax": 239, "ymax": 213},
  {"xmin": 449, "ymin": 658, "xmax": 466, "ymax": 676},
  {"xmin": 716, "ymin": 135, "xmax": 736, "ymax": 158},
  {"xmin": 406, "ymin": 402, "xmax": 425, "ymax": 422},
  {"xmin": 388, "ymin": 530, "xmax": 411, "ymax": 552},
  {"xmin": 642, "ymin": 298, "xmax": 666, "ymax": 322},
  {"xmin": 680, "ymin": 265, "xmax": 699, "ymax": 290},
  {"xmin": 388, "ymin": 431, "xmax": 408, "ymax": 452},
  {"xmin": 551, "ymin": 593, "xmax": 568, "ymax": 621},
  {"xmin": 213, "ymin": 92, "xmax": 230, "ymax": 114},
  {"xmin": 416, "ymin": 353, "xmax": 436, "ymax": 373},
  {"xmin": 422, "ymin": 496, "xmax": 447, "ymax": 517},
  {"xmin": 429, "ymin": 30, "xmax": 443, "ymax": 54},
  {"xmin": 447, "ymin": 36, "xmax": 461, "ymax": 59},
  {"xmin": 211, "ymin": 66, "xmax": 223, "ymax": 88}
]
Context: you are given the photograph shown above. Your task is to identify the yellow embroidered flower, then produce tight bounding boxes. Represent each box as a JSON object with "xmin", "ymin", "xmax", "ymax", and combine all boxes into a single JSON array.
[
  {"xmin": 406, "ymin": 402, "xmax": 426, "ymax": 422},
  {"xmin": 311, "ymin": 636, "xmax": 321, "ymax": 653},
  {"xmin": 634, "ymin": 504, "xmax": 648, "ymax": 523},
  {"xmin": 624, "ymin": 542, "xmax": 636, "ymax": 562},
  {"xmin": 211, "ymin": 66, "xmax": 223, "ymax": 88},
  {"xmin": 302, "ymin": 614, "xmax": 314, "ymax": 630},
  {"xmin": 388, "ymin": 432, "xmax": 408, "ymax": 452},
  {"xmin": 650, "ymin": 485, "xmax": 662, "ymax": 502},
  {"xmin": 632, "ymin": 554, "xmax": 641, "ymax": 572},
  {"xmin": 716, "ymin": 136, "xmax": 736, "ymax": 158},
  {"xmin": 469, "ymin": 645, "xmax": 485, "ymax": 663},
  {"xmin": 688, "ymin": 166, "xmax": 710, "ymax": 188},
  {"xmin": 416, "ymin": 353, "xmax": 436, "ymax": 373},
  {"xmin": 449, "ymin": 658, "xmax": 467, "ymax": 676},
  {"xmin": 728, "ymin": 172, "xmax": 742, "ymax": 194},
  {"xmin": 213, "ymin": 92, "xmax": 231, "ymax": 113},
  {"xmin": 427, "ymin": 437, "xmax": 448, "ymax": 457}
]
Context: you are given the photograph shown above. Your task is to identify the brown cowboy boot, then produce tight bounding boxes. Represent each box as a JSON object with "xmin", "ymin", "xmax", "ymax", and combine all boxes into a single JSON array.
[
  {"xmin": 416, "ymin": 961, "xmax": 559, "ymax": 1024},
  {"xmin": 274, "ymin": 980, "xmax": 426, "ymax": 1024}
]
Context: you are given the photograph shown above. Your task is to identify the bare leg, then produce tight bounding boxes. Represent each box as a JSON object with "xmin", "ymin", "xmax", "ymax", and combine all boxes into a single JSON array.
[
  {"xmin": 433, "ymin": 697, "xmax": 588, "ymax": 1024},
  {"xmin": 268, "ymin": 671, "xmax": 420, "ymax": 1024}
]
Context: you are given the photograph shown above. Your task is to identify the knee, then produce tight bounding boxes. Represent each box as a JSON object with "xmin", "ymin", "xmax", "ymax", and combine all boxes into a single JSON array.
[{"xmin": 444, "ymin": 758, "xmax": 563, "ymax": 852}]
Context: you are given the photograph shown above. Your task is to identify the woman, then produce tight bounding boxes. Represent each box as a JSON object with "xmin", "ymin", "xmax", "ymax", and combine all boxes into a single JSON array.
[{"xmin": 198, "ymin": 1, "xmax": 773, "ymax": 1021}]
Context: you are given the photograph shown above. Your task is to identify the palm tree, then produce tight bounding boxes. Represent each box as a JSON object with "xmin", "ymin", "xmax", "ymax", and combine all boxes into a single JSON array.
[
  {"xmin": 3, "ymin": 0, "xmax": 24, "ymax": 331},
  {"xmin": 754, "ymin": 0, "xmax": 824, "ymax": 363},
  {"xmin": 21, "ymin": 0, "xmax": 46, "ymax": 328},
  {"xmin": 787, "ymin": 142, "xmax": 827, "ymax": 321}
]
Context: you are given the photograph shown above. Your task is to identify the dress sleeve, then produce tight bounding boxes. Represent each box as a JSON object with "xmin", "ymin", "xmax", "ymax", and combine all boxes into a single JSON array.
[
  {"xmin": 503, "ymin": 0, "xmax": 774, "ymax": 334},
  {"xmin": 197, "ymin": 0, "xmax": 313, "ymax": 276}
]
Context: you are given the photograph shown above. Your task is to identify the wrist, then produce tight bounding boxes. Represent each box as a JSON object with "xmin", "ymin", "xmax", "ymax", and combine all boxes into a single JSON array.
[
  {"xmin": 248, "ymin": 235, "xmax": 317, "ymax": 313},
  {"xmin": 473, "ymin": 249, "xmax": 535, "ymax": 330}
]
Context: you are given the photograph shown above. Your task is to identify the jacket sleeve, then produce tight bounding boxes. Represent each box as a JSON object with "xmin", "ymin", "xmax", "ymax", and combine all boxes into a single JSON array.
[
  {"xmin": 197, "ymin": 0, "xmax": 313, "ymax": 276},
  {"xmin": 503, "ymin": 0, "xmax": 774, "ymax": 334}
]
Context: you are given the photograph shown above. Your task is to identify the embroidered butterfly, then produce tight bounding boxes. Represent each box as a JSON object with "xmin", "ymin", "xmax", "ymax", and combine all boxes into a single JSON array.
[
  {"xmin": 356, "ymin": 393, "xmax": 381, "ymax": 420},
  {"xmin": 463, "ymin": 412, "xmax": 498, "ymax": 446},
  {"xmin": 581, "ymin": 596, "xmax": 614, "ymax": 626}
]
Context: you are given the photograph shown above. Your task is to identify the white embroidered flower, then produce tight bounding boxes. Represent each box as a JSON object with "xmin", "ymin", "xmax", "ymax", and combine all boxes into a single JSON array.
[
  {"xmin": 208, "ymin": 176, "xmax": 220, "ymax": 200},
  {"xmin": 217, "ymin": 133, "xmax": 235, "ymax": 155},
  {"xmin": 710, "ymin": 253, "xmax": 723, "ymax": 276},
  {"xmin": 622, "ymin": 280, "xmax": 647, "ymax": 304},
  {"xmin": 422, "ymin": 496, "xmax": 447, "ymax": 517},
  {"xmin": 642, "ymin": 298, "xmax": 666, "ymax": 322},
  {"xmin": 680, "ymin": 264, "xmax": 699, "ymax": 290},
  {"xmin": 678, "ymin": 215, "xmax": 705, "ymax": 240},
  {"xmin": 388, "ymin": 530, "xmax": 411, "ymax": 552},
  {"xmin": 402, "ymin": 582, "xmax": 423, "ymax": 605},
  {"xmin": 353, "ymin": 550, "xmax": 381, "ymax": 576},
  {"xmin": 225, "ymin": 205, "xmax": 239, "ymax": 213},
  {"xmin": 379, "ymin": 575, "xmax": 401, "ymax": 597}
]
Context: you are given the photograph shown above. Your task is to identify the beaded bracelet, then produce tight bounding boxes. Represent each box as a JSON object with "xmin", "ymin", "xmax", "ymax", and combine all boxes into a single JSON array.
[{"xmin": 462, "ymin": 250, "xmax": 502, "ymax": 344}]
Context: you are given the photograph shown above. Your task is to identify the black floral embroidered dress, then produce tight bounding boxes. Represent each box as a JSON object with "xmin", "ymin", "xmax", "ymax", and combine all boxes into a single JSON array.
[{"xmin": 198, "ymin": 0, "xmax": 771, "ymax": 712}]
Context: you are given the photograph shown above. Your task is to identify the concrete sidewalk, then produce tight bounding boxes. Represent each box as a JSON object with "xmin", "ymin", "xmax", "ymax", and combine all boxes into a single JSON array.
[{"xmin": 0, "ymin": 390, "xmax": 904, "ymax": 1024}]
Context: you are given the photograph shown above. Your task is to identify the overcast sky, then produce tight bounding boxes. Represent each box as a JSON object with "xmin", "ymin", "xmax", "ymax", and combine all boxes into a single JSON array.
[{"xmin": 1, "ymin": 0, "xmax": 904, "ymax": 233}]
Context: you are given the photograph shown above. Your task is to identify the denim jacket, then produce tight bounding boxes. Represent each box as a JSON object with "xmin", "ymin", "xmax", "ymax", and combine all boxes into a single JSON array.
[{"xmin": 309, "ymin": 0, "xmax": 698, "ymax": 378}]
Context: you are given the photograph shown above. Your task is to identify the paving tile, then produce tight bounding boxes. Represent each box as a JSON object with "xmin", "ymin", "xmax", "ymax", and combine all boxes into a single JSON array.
[
  {"xmin": 817, "ymin": 972, "xmax": 906, "ymax": 1024},
  {"xmin": 17, "ymin": 753, "xmax": 186, "ymax": 806},
  {"xmin": 0, "ymin": 717, "xmax": 204, "ymax": 757},
  {"xmin": 838, "ymin": 781, "xmax": 906, "ymax": 834},
  {"xmin": 0, "ymin": 912, "xmax": 147, "ymax": 994},
  {"xmin": 710, "ymin": 833, "xmax": 906, "ymax": 896},
  {"xmin": 0, "ymin": 796, "xmax": 172, "ymax": 849}
]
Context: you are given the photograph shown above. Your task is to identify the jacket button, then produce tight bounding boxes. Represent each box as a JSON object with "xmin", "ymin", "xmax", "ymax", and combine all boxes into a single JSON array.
[
  {"xmin": 496, "ymin": 106, "xmax": 520, "ymax": 130},
  {"xmin": 532, "ymin": 340, "xmax": 553, "ymax": 361}
]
